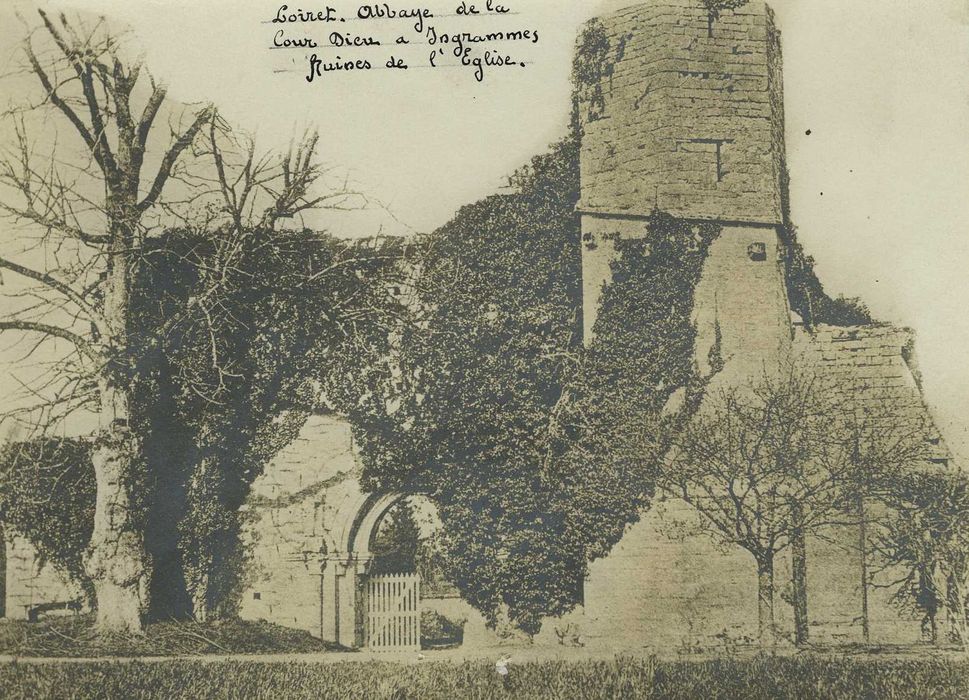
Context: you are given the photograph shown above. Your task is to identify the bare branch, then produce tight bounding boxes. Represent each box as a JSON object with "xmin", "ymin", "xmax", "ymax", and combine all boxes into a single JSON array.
[
  {"xmin": 136, "ymin": 78, "xmax": 166, "ymax": 151},
  {"xmin": 138, "ymin": 106, "xmax": 213, "ymax": 213},
  {"xmin": 34, "ymin": 10, "xmax": 119, "ymax": 181},
  {"xmin": 0, "ymin": 320, "xmax": 97, "ymax": 360},
  {"xmin": 0, "ymin": 255, "xmax": 104, "ymax": 328}
]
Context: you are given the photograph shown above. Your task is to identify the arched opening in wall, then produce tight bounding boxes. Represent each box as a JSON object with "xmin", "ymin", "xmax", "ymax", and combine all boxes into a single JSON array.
[
  {"xmin": 0, "ymin": 529, "xmax": 6, "ymax": 619},
  {"xmin": 350, "ymin": 494, "xmax": 469, "ymax": 651}
]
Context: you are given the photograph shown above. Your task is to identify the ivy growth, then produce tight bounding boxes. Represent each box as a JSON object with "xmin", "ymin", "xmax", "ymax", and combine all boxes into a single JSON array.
[
  {"xmin": 571, "ymin": 18, "xmax": 611, "ymax": 133},
  {"xmin": 554, "ymin": 212, "xmax": 721, "ymax": 566},
  {"xmin": 350, "ymin": 122, "xmax": 721, "ymax": 634},
  {"xmin": 128, "ymin": 226, "xmax": 403, "ymax": 622},
  {"xmin": 702, "ymin": 0, "xmax": 750, "ymax": 20},
  {"xmin": 0, "ymin": 438, "xmax": 96, "ymax": 605},
  {"xmin": 348, "ymin": 135, "xmax": 584, "ymax": 635},
  {"xmin": 783, "ymin": 223, "xmax": 875, "ymax": 327}
]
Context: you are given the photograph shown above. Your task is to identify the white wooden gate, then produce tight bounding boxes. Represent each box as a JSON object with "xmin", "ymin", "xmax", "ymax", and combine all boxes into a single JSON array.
[{"xmin": 367, "ymin": 573, "xmax": 421, "ymax": 652}]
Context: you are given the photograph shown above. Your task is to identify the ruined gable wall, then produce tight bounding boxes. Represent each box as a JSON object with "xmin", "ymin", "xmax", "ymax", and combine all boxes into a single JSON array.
[
  {"xmin": 793, "ymin": 324, "xmax": 945, "ymax": 645},
  {"xmin": 582, "ymin": 325, "xmax": 932, "ymax": 649}
]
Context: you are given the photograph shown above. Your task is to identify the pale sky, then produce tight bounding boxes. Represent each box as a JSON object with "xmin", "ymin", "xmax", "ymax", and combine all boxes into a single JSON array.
[{"xmin": 1, "ymin": 0, "xmax": 969, "ymax": 458}]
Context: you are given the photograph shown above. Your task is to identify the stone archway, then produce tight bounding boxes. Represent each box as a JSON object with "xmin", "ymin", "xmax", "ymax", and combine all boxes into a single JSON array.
[
  {"xmin": 321, "ymin": 491, "xmax": 411, "ymax": 648},
  {"xmin": 237, "ymin": 413, "xmax": 433, "ymax": 648}
]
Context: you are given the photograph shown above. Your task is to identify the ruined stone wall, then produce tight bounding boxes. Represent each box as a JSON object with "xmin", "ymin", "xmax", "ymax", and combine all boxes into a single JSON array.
[
  {"xmin": 581, "ymin": 480, "xmax": 921, "ymax": 649},
  {"xmin": 3, "ymin": 535, "xmax": 85, "ymax": 621},
  {"xmin": 583, "ymin": 498, "xmax": 788, "ymax": 651},
  {"xmin": 0, "ymin": 0, "xmax": 936, "ymax": 650},
  {"xmin": 573, "ymin": 1, "xmax": 930, "ymax": 649},
  {"xmin": 577, "ymin": 0, "xmax": 785, "ymax": 224},
  {"xmin": 692, "ymin": 224, "xmax": 792, "ymax": 385},
  {"xmin": 238, "ymin": 414, "xmax": 366, "ymax": 638},
  {"xmin": 792, "ymin": 323, "xmax": 945, "ymax": 646}
]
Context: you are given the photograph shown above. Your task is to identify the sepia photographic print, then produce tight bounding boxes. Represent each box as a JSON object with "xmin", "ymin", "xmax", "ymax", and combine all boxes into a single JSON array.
[{"xmin": 0, "ymin": 0, "xmax": 967, "ymax": 697}]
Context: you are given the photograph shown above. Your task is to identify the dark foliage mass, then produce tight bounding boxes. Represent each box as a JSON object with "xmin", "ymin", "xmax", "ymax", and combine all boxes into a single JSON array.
[
  {"xmin": 370, "ymin": 500, "xmax": 423, "ymax": 576},
  {"xmin": 562, "ymin": 212, "xmax": 719, "ymax": 563},
  {"xmin": 571, "ymin": 18, "xmax": 611, "ymax": 130},
  {"xmin": 128, "ymin": 227, "xmax": 402, "ymax": 620},
  {"xmin": 348, "ymin": 136, "xmax": 586, "ymax": 634},
  {"xmin": 347, "ymin": 131, "xmax": 717, "ymax": 633},
  {"xmin": 0, "ymin": 227, "xmax": 403, "ymax": 622}
]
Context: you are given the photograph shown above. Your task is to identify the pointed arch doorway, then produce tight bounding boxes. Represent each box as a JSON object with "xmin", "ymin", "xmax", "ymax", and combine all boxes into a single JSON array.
[{"xmin": 322, "ymin": 492, "xmax": 431, "ymax": 650}]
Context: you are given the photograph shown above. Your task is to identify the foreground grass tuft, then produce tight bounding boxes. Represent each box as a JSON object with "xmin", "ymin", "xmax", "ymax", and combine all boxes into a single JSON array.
[
  {"xmin": 0, "ymin": 615, "xmax": 340, "ymax": 657},
  {"xmin": 1, "ymin": 656, "xmax": 968, "ymax": 699}
]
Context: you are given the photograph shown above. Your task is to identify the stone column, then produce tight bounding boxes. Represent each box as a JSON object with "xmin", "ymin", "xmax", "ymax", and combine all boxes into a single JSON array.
[
  {"xmin": 354, "ymin": 555, "xmax": 374, "ymax": 648},
  {"xmin": 321, "ymin": 553, "xmax": 353, "ymax": 646},
  {"xmin": 334, "ymin": 555, "xmax": 361, "ymax": 649}
]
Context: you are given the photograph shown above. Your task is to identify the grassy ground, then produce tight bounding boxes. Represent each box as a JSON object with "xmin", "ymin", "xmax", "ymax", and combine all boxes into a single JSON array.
[
  {"xmin": 1, "ymin": 655, "xmax": 968, "ymax": 699},
  {"xmin": 0, "ymin": 615, "xmax": 340, "ymax": 657}
]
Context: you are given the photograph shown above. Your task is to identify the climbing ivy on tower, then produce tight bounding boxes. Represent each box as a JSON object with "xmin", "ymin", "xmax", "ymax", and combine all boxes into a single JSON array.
[
  {"xmin": 552, "ymin": 211, "xmax": 721, "ymax": 567},
  {"xmin": 348, "ymin": 125, "xmax": 722, "ymax": 634}
]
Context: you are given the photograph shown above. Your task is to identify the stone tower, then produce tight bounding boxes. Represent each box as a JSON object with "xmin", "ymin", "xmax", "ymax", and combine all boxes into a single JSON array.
[
  {"xmin": 577, "ymin": 0, "xmax": 792, "ymax": 383},
  {"xmin": 574, "ymin": 1, "xmax": 944, "ymax": 649}
]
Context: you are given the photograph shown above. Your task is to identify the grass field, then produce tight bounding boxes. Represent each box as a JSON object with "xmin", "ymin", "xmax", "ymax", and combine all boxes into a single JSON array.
[
  {"xmin": 1, "ymin": 655, "xmax": 967, "ymax": 699},
  {"xmin": 0, "ymin": 615, "xmax": 339, "ymax": 657}
]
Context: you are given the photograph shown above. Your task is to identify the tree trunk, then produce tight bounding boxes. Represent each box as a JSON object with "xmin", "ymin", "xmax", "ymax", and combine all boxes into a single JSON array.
[
  {"xmin": 84, "ymin": 229, "xmax": 150, "ymax": 634},
  {"xmin": 0, "ymin": 526, "xmax": 6, "ymax": 619},
  {"xmin": 948, "ymin": 574, "xmax": 969, "ymax": 652},
  {"xmin": 757, "ymin": 553, "xmax": 776, "ymax": 646},
  {"xmin": 857, "ymin": 495, "xmax": 870, "ymax": 645},
  {"xmin": 84, "ymin": 401, "xmax": 150, "ymax": 633},
  {"xmin": 190, "ymin": 568, "xmax": 210, "ymax": 623},
  {"xmin": 184, "ymin": 456, "xmax": 218, "ymax": 623},
  {"xmin": 792, "ymin": 527, "xmax": 809, "ymax": 646}
]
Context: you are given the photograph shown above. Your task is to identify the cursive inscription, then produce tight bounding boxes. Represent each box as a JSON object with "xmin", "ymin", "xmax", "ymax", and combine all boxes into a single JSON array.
[{"xmin": 267, "ymin": 2, "xmax": 539, "ymax": 83}]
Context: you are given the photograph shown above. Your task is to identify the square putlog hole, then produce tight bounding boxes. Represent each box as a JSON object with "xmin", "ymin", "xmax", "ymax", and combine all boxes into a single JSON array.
[{"xmin": 747, "ymin": 242, "xmax": 767, "ymax": 262}]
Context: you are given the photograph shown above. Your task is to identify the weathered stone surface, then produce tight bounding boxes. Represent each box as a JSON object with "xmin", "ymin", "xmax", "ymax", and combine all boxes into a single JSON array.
[
  {"xmin": 573, "ymin": 0, "xmax": 942, "ymax": 650},
  {"xmin": 238, "ymin": 414, "xmax": 363, "ymax": 639},
  {"xmin": 577, "ymin": 1, "xmax": 785, "ymax": 224},
  {"xmin": 3, "ymin": 535, "xmax": 86, "ymax": 621},
  {"xmin": 794, "ymin": 324, "xmax": 948, "ymax": 460}
]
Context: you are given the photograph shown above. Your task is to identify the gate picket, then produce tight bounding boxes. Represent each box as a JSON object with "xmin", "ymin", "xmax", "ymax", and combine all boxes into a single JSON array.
[{"xmin": 368, "ymin": 572, "xmax": 421, "ymax": 652}]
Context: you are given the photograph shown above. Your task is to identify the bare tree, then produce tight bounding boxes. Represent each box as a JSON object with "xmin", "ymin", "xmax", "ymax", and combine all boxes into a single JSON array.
[
  {"xmin": 664, "ymin": 367, "xmax": 930, "ymax": 645},
  {"xmin": 0, "ymin": 11, "xmax": 334, "ymax": 632},
  {"xmin": 870, "ymin": 469, "xmax": 969, "ymax": 650}
]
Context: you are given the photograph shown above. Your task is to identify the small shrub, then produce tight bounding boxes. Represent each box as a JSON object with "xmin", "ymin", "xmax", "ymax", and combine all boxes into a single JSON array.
[{"xmin": 420, "ymin": 610, "xmax": 465, "ymax": 649}]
